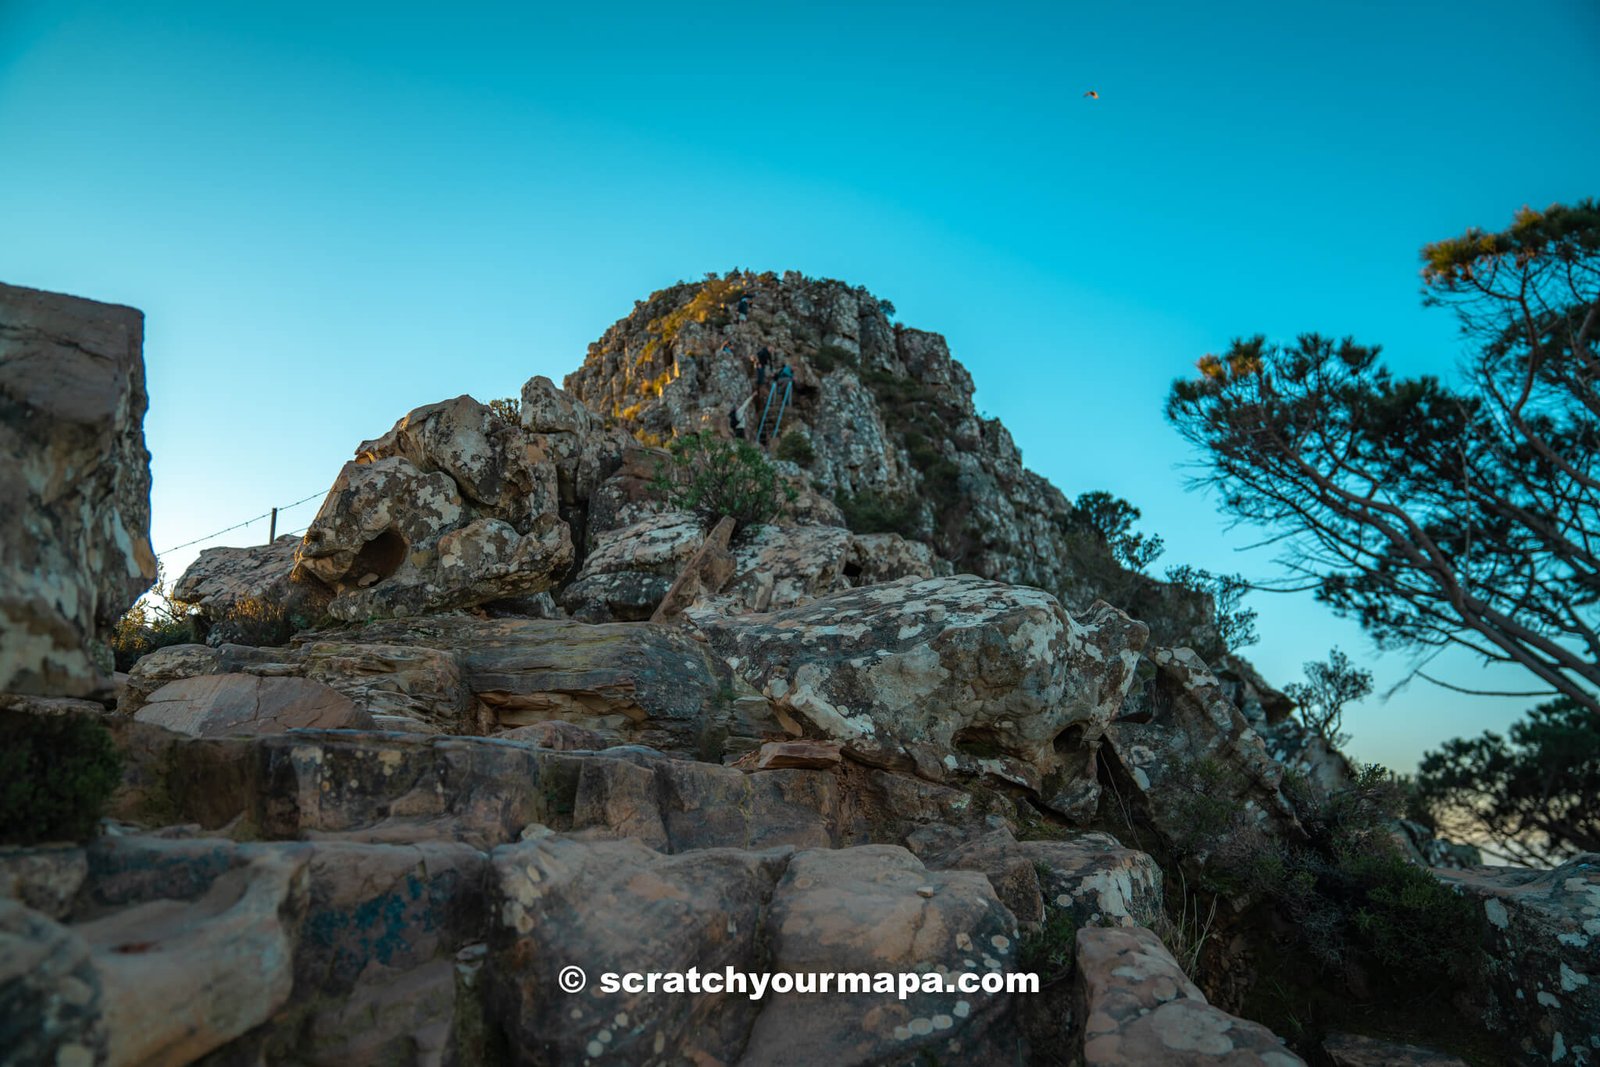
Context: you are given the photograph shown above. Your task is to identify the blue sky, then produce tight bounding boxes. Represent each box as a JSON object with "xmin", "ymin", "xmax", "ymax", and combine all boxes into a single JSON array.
[{"xmin": 3, "ymin": 0, "xmax": 1597, "ymax": 771}]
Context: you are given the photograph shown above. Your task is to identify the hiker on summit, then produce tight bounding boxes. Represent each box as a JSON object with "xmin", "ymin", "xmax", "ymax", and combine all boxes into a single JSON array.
[
  {"xmin": 719, "ymin": 340, "xmax": 736, "ymax": 365},
  {"xmin": 737, "ymin": 293, "xmax": 750, "ymax": 322},
  {"xmin": 754, "ymin": 346, "xmax": 772, "ymax": 390}
]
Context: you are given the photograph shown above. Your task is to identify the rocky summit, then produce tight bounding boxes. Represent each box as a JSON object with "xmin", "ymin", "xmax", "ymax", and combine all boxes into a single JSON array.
[{"xmin": 2, "ymin": 273, "xmax": 1593, "ymax": 1067}]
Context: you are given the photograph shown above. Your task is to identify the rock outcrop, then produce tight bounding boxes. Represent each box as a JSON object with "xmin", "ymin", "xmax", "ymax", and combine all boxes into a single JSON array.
[
  {"xmin": 1437, "ymin": 854, "xmax": 1600, "ymax": 1065},
  {"xmin": 5, "ymin": 277, "xmax": 1538, "ymax": 1067},
  {"xmin": 1, "ymin": 282, "xmax": 155, "ymax": 696},
  {"xmin": 564, "ymin": 271, "xmax": 1214, "ymax": 648},
  {"xmin": 1075, "ymin": 926, "xmax": 1305, "ymax": 1065}
]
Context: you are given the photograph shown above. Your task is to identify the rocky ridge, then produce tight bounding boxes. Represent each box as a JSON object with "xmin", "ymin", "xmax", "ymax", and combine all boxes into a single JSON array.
[{"xmin": 1, "ymin": 277, "xmax": 1588, "ymax": 1067}]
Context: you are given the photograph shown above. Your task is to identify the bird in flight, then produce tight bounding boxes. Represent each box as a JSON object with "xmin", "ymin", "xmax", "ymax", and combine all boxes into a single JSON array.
[{"xmin": 1083, "ymin": 90, "xmax": 1099, "ymax": 100}]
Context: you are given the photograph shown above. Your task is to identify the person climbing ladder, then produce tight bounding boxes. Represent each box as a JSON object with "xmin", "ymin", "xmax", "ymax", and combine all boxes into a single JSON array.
[
  {"xmin": 755, "ymin": 362, "xmax": 794, "ymax": 446},
  {"xmin": 753, "ymin": 346, "xmax": 771, "ymax": 390}
]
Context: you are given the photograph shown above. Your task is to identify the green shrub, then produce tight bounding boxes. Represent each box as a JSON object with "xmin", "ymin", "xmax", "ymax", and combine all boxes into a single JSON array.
[
  {"xmin": 834, "ymin": 490, "xmax": 921, "ymax": 537},
  {"xmin": 487, "ymin": 397, "xmax": 521, "ymax": 424},
  {"xmin": 1020, "ymin": 895, "xmax": 1078, "ymax": 985},
  {"xmin": 0, "ymin": 711, "xmax": 123, "ymax": 844},
  {"xmin": 648, "ymin": 431, "xmax": 795, "ymax": 531},
  {"xmin": 773, "ymin": 431, "xmax": 816, "ymax": 467},
  {"xmin": 107, "ymin": 570, "xmax": 201, "ymax": 671},
  {"xmin": 811, "ymin": 344, "xmax": 857, "ymax": 373}
]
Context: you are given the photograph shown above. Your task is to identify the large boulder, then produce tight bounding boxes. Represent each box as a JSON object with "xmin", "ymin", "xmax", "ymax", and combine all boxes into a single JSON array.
[
  {"xmin": 1436, "ymin": 854, "xmax": 1600, "ymax": 1065},
  {"xmin": 486, "ymin": 837, "xmax": 1022, "ymax": 1066},
  {"xmin": 1075, "ymin": 926, "xmax": 1304, "ymax": 1066},
  {"xmin": 133, "ymin": 673, "xmax": 375, "ymax": 737},
  {"xmin": 115, "ymin": 616, "xmax": 772, "ymax": 750},
  {"xmin": 171, "ymin": 534, "xmax": 328, "ymax": 623},
  {"xmin": 294, "ymin": 395, "xmax": 576, "ymax": 622},
  {"xmin": 1, "ymin": 282, "xmax": 155, "ymax": 696},
  {"xmin": 691, "ymin": 574, "xmax": 1147, "ymax": 808}
]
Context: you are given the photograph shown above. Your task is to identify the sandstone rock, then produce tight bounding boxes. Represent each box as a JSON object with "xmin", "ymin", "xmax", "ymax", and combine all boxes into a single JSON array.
[
  {"xmin": 712, "ymin": 521, "xmax": 855, "ymax": 613},
  {"xmin": 295, "ymin": 402, "xmax": 575, "ymax": 622},
  {"xmin": 1, "ymin": 282, "xmax": 155, "ymax": 696},
  {"xmin": 1104, "ymin": 646, "xmax": 1299, "ymax": 863},
  {"xmin": 171, "ymin": 534, "xmax": 327, "ymax": 622},
  {"xmin": 651, "ymin": 514, "xmax": 736, "ymax": 623},
  {"xmin": 931, "ymin": 828, "xmax": 1165, "ymax": 932},
  {"xmin": 297, "ymin": 638, "xmax": 479, "ymax": 734},
  {"xmin": 487, "ymin": 835, "xmax": 786, "ymax": 1065},
  {"xmin": 748, "ymin": 739, "xmax": 844, "ymax": 771},
  {"xmin": 562, "ymin": 272, "xmax": 1215, "ymax": 647},
  {"xmin": 80, "ymin": 848, "xmax": 305, "ymax": 1066},
  {"xmin": 738, "ymin": 845, "xmax": 1022, "ymax": 1065},
  {"xmin": 497, "ymin": 719, "xmax": 617, "ymax": 750},
  {"xmin": 1435, "ymin": 853, "xmax": 1600, "ymax": 1065},
  {"xmin": 693, "ymin": 575, "xmax": 1146, "ymax": 804},
  {"xmin": 1322, "ymin": 1032, "xmax": 1469, "ymax": 1066},
  {"xmin": 117, "ymin": 615, "xmax": 744, "ymax": 748},
  {"xmin": 0, "ymin": 845, "xmax": 88, "ymax": 919},
  {"xmin": 1075, "ymin": 926, "xmax": 1304, "ymax": 1065},
  {"xmin": 355, "ymin": 394, "xmax": 558, "ymax": 528},
  {"xmin": 560, "ymin": 510, "xmax": 706, "ymax": 622},
  {"xmin": 134, "ymin": 673, "xmax": 374, "ymax": 737},
  {"xmin": 0, "ymin": 898, "xmax": 105, "ymax": 1066},
  {"xmin": 848, "ymin": 531, "xmax": 947, "ymax": 585}
]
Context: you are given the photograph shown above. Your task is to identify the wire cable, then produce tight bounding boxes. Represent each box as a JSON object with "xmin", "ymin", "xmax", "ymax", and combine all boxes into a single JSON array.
[{"xmin": 156, "ymin": 490, "xmax": 325, "ymax": 556}]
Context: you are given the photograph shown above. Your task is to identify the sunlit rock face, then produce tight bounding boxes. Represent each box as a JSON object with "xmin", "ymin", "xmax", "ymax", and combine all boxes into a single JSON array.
[
  {"xmin": 0, "ymin": 281, "xmax": 156, "ymax": 696},
  {"xmin": 563, "ymin": 269, "xmax": 1214, "ymax": 647}
]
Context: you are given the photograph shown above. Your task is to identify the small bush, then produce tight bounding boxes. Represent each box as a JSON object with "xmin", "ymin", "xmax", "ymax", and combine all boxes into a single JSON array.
[
  {"xmin": 206, "ymin": 596, "xmax": 304, "ymax": 647},
  {"xmin": 0, "ymin": 711, "xmax": 123, "ymax": 845},
  {"xmin": 1020, "ymin": 894, "xmax": 1078, "ymax": 985},
  {"xmin": 811, "ymin": 344, "xmax": 857, "ymax": 373},
  {"xmin": 107, "ymin": 569, "xmax": 201, "ymax": 671},
  {"xmin": 488, "ymin": 397, "xmax": 520, "ymax": 424},
  {"xmin": 648, "ymin": 431, "xmax": 795, "ymax": 531},
  {"xmin": 834, "ymin": 490, "xmax": 921, "ymax": 537},
  {"xmin": 773, "ymin": 431, "xmax": 816, "ymax": 467}
]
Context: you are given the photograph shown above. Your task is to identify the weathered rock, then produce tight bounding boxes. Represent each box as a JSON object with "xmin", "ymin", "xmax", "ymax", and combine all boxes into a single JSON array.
[
  {"xmin": 693, "ymin": 575, "xmax": 1146, "ymax": 806},
  {"xmin": 297, "ymin": 638, "xmax": 479, "ymax": 734},
  {"xmin": 487, "ymin": 835, "xmax": 786, "ymax": 1065},
  {"xmin": 563, "ymin": 271, "xmax": 1215, "ymax": 648},
  {"xmin": 713, "ymin": 522, "xmax": 855, "ymax": 613},
  {"xmin": 1436, "ymin": 854, "xmax": 1600, "ymax": 1065},
  {"xmin": 1104, "ymin": 646, "xmax": 1300, "ymax": 863},
  {"xmin": 171, "ymin": 534, "xmax": 328, "ymax": 622},
  {"xmin": 1321, "ymin": 1032, "xmax": 1469, "ymax": 1066},
  {"xmin": 1075, "ymin": 926, "xmax": 1304, "ymax": 1065},
  {"xmin": 1, "ymin": 282, "xmax": 155, "ymax": 696},
  {"xmin": 117, "ymin": 615, "xmax": 748, "ymax": 747},
  {"xmin": 497, "ymin": 719, "xmax": 617, "ymax": 750},
  {"xmin": 80, "ymin": 848, "xmax": 305, "ymax": 1066},
  {"xmin": 133, "ymin": 673, "xmax": 374, "ymax": 737},
  {"xmin": 848, "ymin": 532, "xmax": 947, "ymax": 585},
  {"xmin": 651, "ymin": 515, "xmax": 736, "ymax": 623},
  {"xmin": 746, "ymin": 739, "xmax": 844, "ymax": 771},
  {"xmin": 931, "ymin": 828, "xmax": 1164, "ymax": 931},
  {"xmin": 294, "ymin": 399, "xmax": 576, "ymax": 622},
  {"xmin": 0, "ymin": 898, "xmax": 105, "ymax": 1066},
  {"xmin": 561, "ymin": 510, "xmax": 706, "ymax": 622},
  {"xmin": 109, "ymin": 727, "xmax": 997, "ymax": 858},
  {"xmin": 0, "ymin": 845, "xmax": 88, "ymax": 919},
  {"xmin": 355, "ymin": 394, "xmax": 558, "ymax": 528},
  {"xmin": 738, "ymin": 845, "xmax": 1022, "ymax": 1065}
]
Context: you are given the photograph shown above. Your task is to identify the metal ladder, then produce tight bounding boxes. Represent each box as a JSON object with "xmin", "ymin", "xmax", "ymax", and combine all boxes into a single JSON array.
[{"xmin": 755, "ymin": 374, "xmax": 793, "ymax": 447}]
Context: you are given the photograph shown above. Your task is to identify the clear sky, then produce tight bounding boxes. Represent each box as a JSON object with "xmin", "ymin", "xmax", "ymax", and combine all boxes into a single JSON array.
[{"xmin": 3, "ymin": 0, "xmax": 1597, "ymax": 772}]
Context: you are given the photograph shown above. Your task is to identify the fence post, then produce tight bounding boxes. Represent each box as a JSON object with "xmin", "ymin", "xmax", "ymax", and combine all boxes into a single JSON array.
[{"xmin": 268, "ymin": 507, "xmax": 277, "ymax": 544}]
